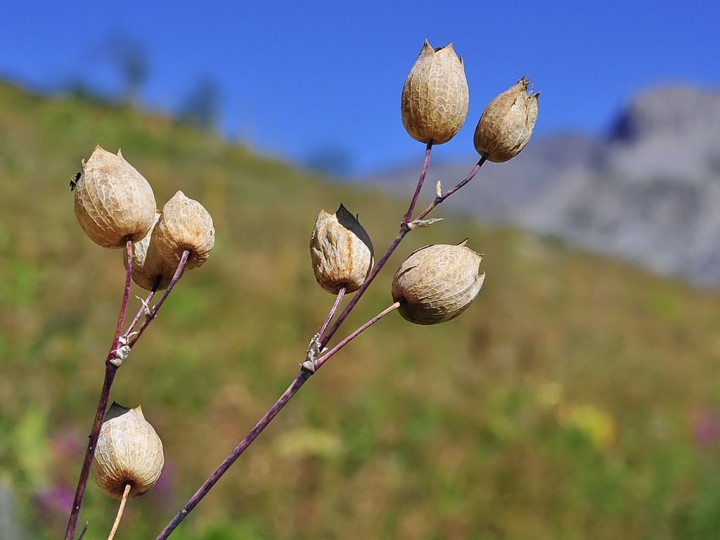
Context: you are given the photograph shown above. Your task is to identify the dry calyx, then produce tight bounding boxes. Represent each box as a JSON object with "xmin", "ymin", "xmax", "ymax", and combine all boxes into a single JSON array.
[
  {"xmin": 152, "ymin": 190, "xmax": 215, "ymax": 271},
  {"xmin": 310, "ymin": 204, "xmax": 374, "ymax": 294},
  {"xmin": 392, "ymin": 241, "xmax": 484, "ymax": 325},
  {"xmin": 474, "ymin": 76, "xmax": 539, "ymax": 163},
  {"xmin": 401, "ymin": 39, "xmax": 469, "ymax": 145},
  {"xmin": 123, "ymin": 211, "xmax": 173, "ymax": 291},
  {"xmin": 73, "ymin": 145, "xmax": 156, "ymax": 248},
  {"xmin": 125, "ymin": 191, "xmax": 215, "ymax": 290},
  {"xmin": 91, "ymin": 402, "xmax": 164, "ymax": 499}
]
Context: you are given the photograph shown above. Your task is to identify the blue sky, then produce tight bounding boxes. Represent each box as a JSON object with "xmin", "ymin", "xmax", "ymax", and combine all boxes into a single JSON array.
[{"xmin": 1, "ymin": 1, "xmax": 718, "ymax": 175}]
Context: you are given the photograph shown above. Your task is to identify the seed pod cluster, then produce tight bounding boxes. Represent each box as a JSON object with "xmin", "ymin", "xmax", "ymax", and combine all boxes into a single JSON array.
[
  {"xmin": 401, "ymin": 40, "xmax": 469, "ymax": 145},
  {"xmin": 310, "ymin": 204, "xmax": 374, "ymax": 294},
  {"xmin": 392, "ymin": 241, "xmax": 484, "ymax": 325},
  {"xmin": 151, "ymin": 191, "xmax": 215, "ymax": 271},
  {"xmin": 91, "ymin": 402, "xmax": 164, "ymax": 499},
  {"xmin": 474, "ymin": 76, "xmax": 539, "ymax": 163},
  {"xmin": 123, "ymin": 212, "xmax": 175, "ymax": 291},
  {"xmin": 73, "ymin": 145, "xmax": 156, "ymax": 248},
  {"xmin": 72, "ymin": 145, "xmax": 215, "ymax": 288}
]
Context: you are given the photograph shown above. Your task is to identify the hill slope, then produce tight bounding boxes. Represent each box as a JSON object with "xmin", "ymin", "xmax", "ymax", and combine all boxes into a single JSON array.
[{"xmin": 2, "ymin": 82, "xmax": 720, "ymax": 539}]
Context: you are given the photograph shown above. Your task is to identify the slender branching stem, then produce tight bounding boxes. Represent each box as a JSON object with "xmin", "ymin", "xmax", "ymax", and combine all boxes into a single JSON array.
[
  {"xmin": 403, "ymin": 141, "xmax": 433, "ymax": 222},
  {"xmin": 66, "ymin": 364, "xmax": 118, "ymax": 538},
  {"xmin": 318, "ymin": 287, "xmax": 346, "ymax": 342},
  {"xmin": 156, "ymin": 148, "xmax": 486, "ymax": 538},
  {"xmin": 415, "ymin": 156, "xmax": 487, "ymax": 221},
  {"xmin": 65, "ymin": 241, "xmax": 134, "ymax": 540},
  {"xmin": 113, "ymin": 240, "xmax": 134, "ymax": 344},
  {"xmin": 156, "ymin": 301, "xmax": 400, "ymax": 539},
  {"xmin": 315, "ymin": 301, "xmax": 400, "ymax": 370},
  {"xmin": 66, "ymin": 248, "xmax": 191, "ymax": 540},
  {"xmin": 155, "ymin": 371, "xmax": 311, "ymax": 539},
  {"xmin": 108, "ymin": 484, "xmax": 131, "ymax": 540},
  {"xmin": 128, "ymin": 250, "xmax": 190, "ymax": 348},
  {"xmin": 124, "ymin": 288, "xmax": 157, "ymax": 338}
]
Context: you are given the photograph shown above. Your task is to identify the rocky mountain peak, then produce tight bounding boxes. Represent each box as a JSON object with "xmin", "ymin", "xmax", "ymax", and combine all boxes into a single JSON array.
[{"xmin": 609, "ymin": 86, "xmax": 720, "ymax": 143}]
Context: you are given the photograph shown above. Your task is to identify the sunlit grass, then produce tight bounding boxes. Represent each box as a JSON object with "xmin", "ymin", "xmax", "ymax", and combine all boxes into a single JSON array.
[{"xmin": 2, "ymin": 80, "xmax": 720, "ymax": 539}]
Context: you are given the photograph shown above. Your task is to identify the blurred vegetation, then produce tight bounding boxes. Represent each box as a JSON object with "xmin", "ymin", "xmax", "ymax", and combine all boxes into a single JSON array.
[{"xmin": 1, "ymin": 80, "xmax": 720, "ymax": 539}]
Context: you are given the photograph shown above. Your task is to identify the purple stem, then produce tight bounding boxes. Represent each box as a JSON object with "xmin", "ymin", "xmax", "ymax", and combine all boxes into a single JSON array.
[
  {"xmin": 65, "ymin": 241, "xmax": 134, "ymax": 540},
  {"xmin": 124, "ymin": 288, "xmax": 157, "ymax": 338},
  {"xmin": 402, "ymin": 141, "xmax": 433, "ymax": 222},
  {"xmin": 156, "ymin": 150, "xmax": 486, "ymax": 538},
  {"xmin": 321, "ymin": 143, "xmax": 433, "ymax": 347},
  {"xmin": 315, "ymin": 301, "xmax": 400, "ymax": 370},
  {"xmin": 128, "ymin": 250, "xmax": 190, "ymax": 348},
  {"xmin": 155, "ymin": 371, "xmax": 311, "ymax": 539},
  {"xmin": 155, "ymin": 301, "xmax": 400, "ymax": 539},
  {"xmin": 318, "ymin": 287, "xmax": 346, "ymax": 342},
  {"xmin": 415, "ymin": 156, "xmax": 487, "ymax": 222}
]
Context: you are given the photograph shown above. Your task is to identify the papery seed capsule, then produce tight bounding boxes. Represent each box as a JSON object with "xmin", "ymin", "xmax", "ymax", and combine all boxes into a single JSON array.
[
  {"xmin": 152, "ymin": 191, "xmax": 215, "ymax": 271},
  {"xmin": 91, "ymin": 402, "xmax": 164, "ymax": 499},
  {"xmin": 401, "ymin": 40, "xmax": 469, "ymax": 145},
  {"xmin": 310, "ymin": 204, "xmax": 374, "ymax": 294},
  {"xmin": 73, "ymin": 145, "xmax": 156, "ymax": 248},
  {"xmin": 123, "ymin": 212, "xmax": 175, "ymax": 291},
  {"xmin": 391, "ymin": 241, "xmax": 484, "ymax": 325},
  {"xmin": 474, "ymin": 76, "xmax": 539, "ymax": 163}
]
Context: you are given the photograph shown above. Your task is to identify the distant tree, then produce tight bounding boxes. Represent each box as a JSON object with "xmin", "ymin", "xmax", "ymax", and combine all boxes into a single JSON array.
[
  {"xmin": 59, "ymin": 77, "xmax": 114, "ymax": 107},
  {"xmin": 177, "ymin": 76, "xmax": 222, "ymax": 131},
  {"xmin": 105, "ymin": 35, "xmax": 149, "ymax": 105},
  {"xmin": 304, "ymin": 145, "xmax": 354, "ymax": 178}
]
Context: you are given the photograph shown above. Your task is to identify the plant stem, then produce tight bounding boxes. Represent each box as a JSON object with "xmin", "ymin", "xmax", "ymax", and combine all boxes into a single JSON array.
[
  {"xmin": 318, "ymin": 287, "xmax": 346, "ymax": 342},
  {"xmin": 65, "ymin": 241, "xmax": 134, "ymax": 540},
  {"xmin": 108, "ymin": 484, "xmax": 131, "ymax": 540},
  {"xmin": 124, "ymin": 288, "xmax": 157, "ymax": 338},
  {"xmin": 128, "ymin": 250, "xmax": 189, "ymax": 348},
  {"xmin": 315, "ymin": 302, "xmax": 400, "ymax": 370},
  {"xmin": 155, "ymin": 302, "xmax": 400, "ymax": 539},
  {"xmin": 66, "ymin": 248, "xmax": 190, "ymax": 539},
  {"xmin": 66, "ymin": 364, "xmax": 118, "ymax": 538},
  {"xmin": 402, "ymin": 141, "xmax": 433, "ymax": 222},
  {"xmin": 155, "ymin": 371, "xmax": 311, "ymax": 539},
  {"xmin": 157, "ymin": 150, "xmax": 485, "ymax": 538},
  {"xmin": 415, "ymin": 156, "xmax": 487, "ymax": 221},
  {"xmin": 113, "ymin": 240, "xmax": 134, "ymax": 345}
]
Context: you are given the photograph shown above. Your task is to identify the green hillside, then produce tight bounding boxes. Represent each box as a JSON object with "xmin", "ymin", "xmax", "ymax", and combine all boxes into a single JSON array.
[{"xmin": 2, "ymin": 81, "xmax": 720, "ymax": 539}]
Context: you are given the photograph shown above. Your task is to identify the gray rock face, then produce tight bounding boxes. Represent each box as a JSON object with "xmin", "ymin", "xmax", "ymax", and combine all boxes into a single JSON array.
[{"xmin": 364, "ymin": 85, "xmax": 720, "ymax": 287}]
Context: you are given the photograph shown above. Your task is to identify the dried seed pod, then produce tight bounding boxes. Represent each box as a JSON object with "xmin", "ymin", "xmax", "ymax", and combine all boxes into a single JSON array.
[
  {"xmin": 123, "ymin": 212, "xmax": 175, "ymax": 291},
  {"xmin": 91, "ymin": 402, "xmax": 164, "ymax": 499},
  {"xmin": 392, "ymin": 241, "xmax": 484, "ymax": 325},
  {"xmin": 152, "ymin": 191, "xmax": 215, "ymax": 271},
  {"xmin": 401, "ymin": 40, "xmax": 469, "ymax": 144},
  {"xmin": 474, "ymin": 76, "xmax": 539, "ymax": 163},
  {"xmin": 73, "ymin": 145, "xmax": 156, "ymax": 248},
  {"xmin": 310, "ymin": 204, "xmax": 374, "ymax": 294}
]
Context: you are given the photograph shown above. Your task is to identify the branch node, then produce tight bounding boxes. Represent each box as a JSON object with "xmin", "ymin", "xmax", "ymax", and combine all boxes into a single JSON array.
[
  {"xmin": 408, "ymin": 217, "xmax": 444, "ymax": 230},
  {"xmin": 109, "ymin": 335, "xmax": 132, "ymax": 367},
  {"xmin": 301, "ymin": 334, "xmax": 323, "ymax": 373}
]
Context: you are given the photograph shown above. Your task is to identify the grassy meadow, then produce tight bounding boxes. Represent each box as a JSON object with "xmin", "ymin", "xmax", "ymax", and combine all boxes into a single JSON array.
[{"xmin": 2, "ymin": 81, "xmax": 720, "ymax": 539}]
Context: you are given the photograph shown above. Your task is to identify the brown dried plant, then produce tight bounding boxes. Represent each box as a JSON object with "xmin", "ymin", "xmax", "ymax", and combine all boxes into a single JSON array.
[{"xmin": 63, "ymin": 40, "xmax": 539, "ymax": 539}]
